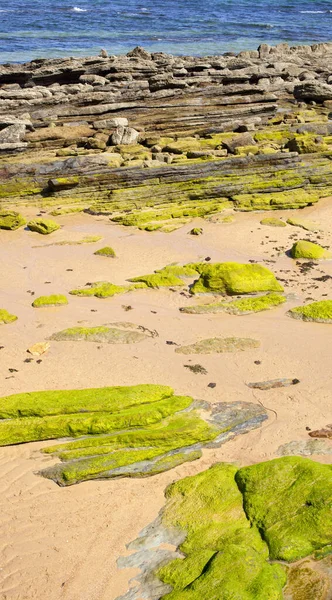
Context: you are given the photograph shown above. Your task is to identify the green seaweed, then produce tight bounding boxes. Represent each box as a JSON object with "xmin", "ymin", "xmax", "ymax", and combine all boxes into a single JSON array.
[
  {"xmin": 32, "ymin": 294, "xmax": 68, "ymax": 308},
  {"xmin": 260, "ymin": 217, "xmax": 287, "ymax": 227},
  {"xmin": 69, "ymin": 281, "xmax": 144, "ymax": 298}
]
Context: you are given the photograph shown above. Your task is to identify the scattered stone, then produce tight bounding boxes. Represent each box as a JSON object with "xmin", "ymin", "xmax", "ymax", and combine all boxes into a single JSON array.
[
  {"xmin": 290, "ymin": 240, "xmax": 331, "ymax": 259},
  {"xmin": 27, "ymin": 342, "xmax": 50, "ymax": 356},
  {"xmin": 189, "ymin": 227, "xmax": 203, "ymax": 235},
  {"xmin": 94, "ymin": 246, "xmax": 116, "ymax": 258},
  {"xmin": 277, "ymin": 439, "xmax": 332, "ymax": 457},
  {"xmin": 0, "ymin": 210, "xmax": 26, "ymax": 230},
  {"xmin": 32, "ymin": 295, "xmax": 68, "ymax": 308},
  {"xmin": 288, "ymin": 300, "xmax": 332, "ymax": 323},
  {"xmin": 208, "ymin": 383, "xmax": 217, "ymax": 388},
  {"xmin": 286, "ymin": 217, "xmax": 320, "ymax": 232},
  {"xmin": 260, "ymin": 217, "xmax": 286, "ymax": 227},
  {"xmin": 27, "ymin": 219, "xmax": 60, "ymax": 235},
  {"xmin": 0, "ymin": 309, "xmax": 18, "ymax": 325},
  {"xmin": 247, "ymin": 378, "xmax": 300, "ymax": 390},
  {"xmin": 176, "ymin": 337, "xmax": 260, "ymax": 354},
  {"xmin": 309, "ymin": 425, "xmax": 332, "ymax": 439}
]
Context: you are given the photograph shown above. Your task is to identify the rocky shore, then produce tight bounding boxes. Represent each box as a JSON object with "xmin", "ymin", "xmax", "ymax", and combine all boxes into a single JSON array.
[{"xmin": 1, "ymin": 42, "xmax": 332, "ymax": 230}]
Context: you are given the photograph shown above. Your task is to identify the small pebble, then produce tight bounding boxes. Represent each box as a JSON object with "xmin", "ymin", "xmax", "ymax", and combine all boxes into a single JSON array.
[
  {"xmin": 306, "ymin": 426, "xmax": 311, "ymax": 431},
  {"xmin": 166, "ymin": 341, "xmax": 177, "ymax": 346},
  {"xmin": 254, "ymin": 360, "xmax": 261, "ymax": 365},
  {"xmin": 208, "ymin": 383, "xmax": 217, "ymax": 388},
  {"xmin": 205, "ymin": 257, "xmax": 211, "ymax": 262},
  {"xmin": 36, "ymin": 360, "xmax": 42, "ymax": 364},
  {"xmin": 9, "ymin": 368, "xmax": 18, "ymax": 373}
]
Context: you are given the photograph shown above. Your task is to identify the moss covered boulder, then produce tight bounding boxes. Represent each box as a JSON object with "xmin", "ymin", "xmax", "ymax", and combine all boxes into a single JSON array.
[
  {"xmin": 32, "ymin": 294, "xmax": 68, "ymax": 308},
  {"xmin": 181, "ymin": 293, "xmax": 286, "ymax": 315},
  {"xmin": 288, "ymin": 300, "xmax": 332, "ymax": 323},
  {"xmin": 0, "ymin": 309, "xmax": 18, "ymax": 324},
  {"xmin": 190, "ymin": 262, "xmax": 283, "ymax": 295},
  {"xmin": 94, "ymin": 246, "xmax": 116, "ymax": 258},
  {"xmin": 0, "ymin": 210, "xmax": 26, "ymax": 230},
  {"xmin": 236, "ymin": 457, "xmax": 332, "ymax": 562},
  {"xmin": 290, "ymin": 240, "xmax": 331, "ymax": 259},
  {"xmin": 27, "ymin": 218, "xmax": 60, "ymax": 235},
  {"xmin": 117, "ymin": 457, "xmax": 332, "ymax": 600}
]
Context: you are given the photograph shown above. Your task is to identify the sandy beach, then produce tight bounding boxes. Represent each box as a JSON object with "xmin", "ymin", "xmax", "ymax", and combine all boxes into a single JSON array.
[{"xmin": 1, "ymin": 198, "xmax": 332, "ymax": 599}]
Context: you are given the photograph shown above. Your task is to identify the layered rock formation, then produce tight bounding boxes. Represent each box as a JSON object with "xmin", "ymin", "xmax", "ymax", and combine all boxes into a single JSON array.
[{"xmin": 1, "ymin": 42, "xmax": 332, "ymax": 229}]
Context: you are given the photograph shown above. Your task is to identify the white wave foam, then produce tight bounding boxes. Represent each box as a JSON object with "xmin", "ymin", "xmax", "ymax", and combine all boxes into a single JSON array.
[
  {"xmin": 72, "ymin": 6, "xmax": 87, "ymax": 12},
  {"xmin": 300, "ymin": 10, "xmax": 325, "ymax": 13}
]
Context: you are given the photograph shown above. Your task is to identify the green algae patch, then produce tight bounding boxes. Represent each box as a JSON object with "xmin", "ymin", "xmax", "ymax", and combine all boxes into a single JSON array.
[
  {"xmin": 175, "ymin": 337, "xmax": 260, "ymax": 355},
  {"xmin": 236, "ymin": 457, "xmax": 332, "ymax": 563},
  {"xmin": 50, "ymin": 323, "xmax": 153, "ymax": 344},
  {"xmin": 32, "ymin": 294, "xmax": 68, "ymax": 308},
  {"xmin": 129, "ymin": 264, "xmax": 200, "ymax": 289},
  {"xmin": 233, "ymin": 189, "xmax": 320, "ymax": 211},
  {"xmin": 286, "ymin": 217, "xmax": 321, "ymax": 232},
  {"xmin": 0, "ymin": 390, "xmax": 193, "ymax": 446},
  {"xmin": 27, "ymin": 218, "xmax": 60, "ymax": 235},
  {"xmin": 0, "ymin": 309, "xmax": 18, "ymax": 325},
  {"xmin": 181, "ymin": 293, "xmax": 286, "ymax": 315},
  {"xmin": 43, "ymin": 235, "xmax": 102, "ymax": 247},
  {"xmin": 260, "ymin": 217, "xmax": 286, "ymax": 227},
  {"xmin": 156, "ymin": 463, "xmax": 287, "ymax": 600},
  {"xmin": 190, "ymin": 262, "xmax": 283, "ymax": 295},
  {"xmin": 94, "ymin": 246, "xmax": 116, "ymax": 258},
  {"xmin": 288, "ymin": 300, "xmax": 332, "ymax": 323},
  {"xmin": 69, "ymin": 281, "xmax": 143, "ymax": 298},
  {"xmin": 0, "ymin": 210, "xmax": 26, "ymax": 230},
  {"xmin": 0, "ymin": 384, "xmax": 173, "ymax": 420},
  {"xmin": 290, "ymin": 240, "xmax": 331, "ymax": 259}
]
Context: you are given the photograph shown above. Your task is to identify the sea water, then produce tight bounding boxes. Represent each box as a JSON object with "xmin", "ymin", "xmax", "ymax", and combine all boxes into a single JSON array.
[{"xmin": 0, "ymin": 0, "xmax": 332, "ymax": 63}]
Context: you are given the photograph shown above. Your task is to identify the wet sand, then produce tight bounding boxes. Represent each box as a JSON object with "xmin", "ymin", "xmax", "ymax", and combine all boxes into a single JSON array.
[{"xmin": 1, "ymin": 201, "xmax": 332, "ymax": 600}]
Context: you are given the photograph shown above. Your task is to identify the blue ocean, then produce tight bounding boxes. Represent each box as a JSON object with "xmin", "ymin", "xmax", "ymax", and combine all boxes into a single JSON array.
[{"xmin": 0, "ymin": 0, "xmax": 332, "ymax": 63}]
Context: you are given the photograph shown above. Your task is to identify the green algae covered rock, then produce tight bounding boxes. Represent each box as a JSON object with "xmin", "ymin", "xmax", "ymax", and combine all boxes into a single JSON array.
[
  {"xmin": 117, "ymin": 457, "xmax": 332, "ymax": 600},
  {"xmin": 260, "ymin": 217, "xmax": 286, "ymax": 227},
  {"xmin": 286, "ymin": 217, "xmax": 320, "ymax": 232},
  {"xmin": 0, "ymin": 210, "xmax": 26, "ymax": 230},
  {"xmin": 32, "ymin": 294, "xmax": 68, "ymax": 308},
  {"xmin": 181, "ymin": 293, "xmax": 286, "ymax": 315},
  {"xmin": 175, "ymin": 337, "xmax": 260, "ymax": 354},
  {"xmin": 286, "ymin": 134, "xmax": 328, "ymax": 154},
  {"xmin": 236, "ymin": 457, "xmax": 332, "ymax": 562},
  {"xmin": 0, "ymin": 309, "xmax": 18, "ymax": 324},
  {"xmin": 94, "ymin": 246, "xmax": 116, "ymax": 258},
  {"xmin": 69, "ymin": 281, "xmax": 145, "ymax": 298},
  {"xmin": 27, "ymin": 218, "xmax": 60, "ymax": 235},
  {"xmin": 157, "ymin": 463, "xmax": 287, "ymax": 600},
  {"xmin": 290, "ymin": 240, "xmax": 331, "ymax": 259},
  {"xmin": 129, "ymin": 264, "xmax": 200, "ymax": 289},
  {"xmin": 190, "ymin": 262, "xmax": 283, "ymax": 295},
  {"xmin": 288, "ymin": 300, "xmax": 332, "ymax": 323},
  {"xmin": 50, "ymin": 323, "xmax": 154, "ymax": 344}
]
